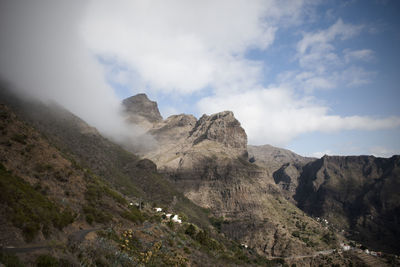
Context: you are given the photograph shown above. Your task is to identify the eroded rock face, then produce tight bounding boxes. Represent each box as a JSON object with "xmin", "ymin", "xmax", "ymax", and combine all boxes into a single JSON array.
[
  {"xmin": 150, "ymin": 114, "xmax": 197, "ymax": 144},
  {"xmin": 121, "ymin": 94, "xmax": 337, "ymax": 257},
  {"xmin": 295, "ymin": 155, "xmax": 400, "ymax": 254},
  {"xmin": 273, "ymin": 163, "xmax": 302, "ymax": 201},
  {"xmin": 189, "ymin": 111, "xmax": 247, "ymax": 150},
  {"xmin": 248, "ymin": 144, "xmax": 314, "ymax": 174},
  {"xmin": 123, "ymin": 94, "xmax": 163, "ymax": 128},
  {"xmin": 122, "ymin": 94, "xmax": 248, "ymax": 164}
]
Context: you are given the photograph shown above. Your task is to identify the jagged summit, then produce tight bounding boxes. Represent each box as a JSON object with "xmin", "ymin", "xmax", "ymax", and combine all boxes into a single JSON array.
[
  {"xmin": 123, "ymin": 93, "xmax": 163, "ymax": 124},
  {"xmin": 123, "ymin": 94, "xmax": 247, "ymax": 158},
  {"xmin": 119, "ymin": 93, "xmax": 400, "ymax": 257},
  {"xmin": 189, "ymin": 111, "xmax": 247, "ymax": 150}
]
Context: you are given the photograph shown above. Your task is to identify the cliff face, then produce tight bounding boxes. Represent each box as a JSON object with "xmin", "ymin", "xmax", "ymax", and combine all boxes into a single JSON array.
[
  {"xmin": 123, "ymin": 93, "xmax": 163, "ymax": 128},
  {"xmin": 122, "ymin": 94, "xmax": 340, "ymax": 257},
  {"xmin": 295, "ymin": 155, "xmax": 400, "ymax": 254},
  {"xmin": 189, "ymin": 111, "xmax": 247, "ymax": 150},
  {"xmin": 122, "ymin": 93, "xmax": 400, "ymax": 255},
  {"xmin": 248, "ymin": 144, "xmax": 314, "ymax": 172},
  {"xmin": 248, "ymin": 144, "xmax": 315, "ymax": 202}
]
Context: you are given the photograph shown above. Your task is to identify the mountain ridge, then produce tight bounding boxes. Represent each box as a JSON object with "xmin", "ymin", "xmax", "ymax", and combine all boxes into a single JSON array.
[
  {"xmin": 0, "ymin": 89, "xmax": 398, "ymax": 266},
  {"xmin": 122, "ymin": 93, "xmax": 400, "ymax": 256}
]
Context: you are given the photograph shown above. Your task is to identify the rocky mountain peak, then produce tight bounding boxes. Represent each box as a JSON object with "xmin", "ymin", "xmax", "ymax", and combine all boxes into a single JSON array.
[
  {"xmin": 122, "ymin": 93, "xmax": 163, "ymax": 123},
  {"xmin": 189, "ymin": 110, "xmax": 247, "ymax": 149}
]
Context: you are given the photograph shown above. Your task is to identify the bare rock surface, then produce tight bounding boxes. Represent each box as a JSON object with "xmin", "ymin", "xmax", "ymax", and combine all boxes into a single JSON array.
[
  {"xmin": 122, "ymin": 94, "xmax": 339, "ymax": 257},
  {"xmin": 295, "ymin": 155, "xmax": 400, "ymax": 254},
  {"xmin": 123, "ymin": 93, "xmax": 163, "ymax": 128}
]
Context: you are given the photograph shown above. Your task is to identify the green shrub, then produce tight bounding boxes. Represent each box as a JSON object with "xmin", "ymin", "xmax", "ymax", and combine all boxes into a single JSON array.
[
  {"xmin": 85, "ymin": 179, "xmax": 127, "ymax": 205},
  {"xmin": 210, "ymin": 216, "xmax": 226, "ymax": 232},
  {"xmin": 185, "ymin": 224, "xmax": 197, "ymax": 237},
  {"xmin": 321, "ymin": 232, "xmax": 336, "ymax": 245},
  {"xmin": 0, "ymin": 251, "xmax": 24, "ymax": 267},
  {"xmin": 195, "ymin": 230, "xmax": 221, "ymax": 251},
  {"xmin": 11, "ymin": 134, "xmax": 27, "ymax": 145},
  {"xmin": 83, "ymin": 205, "xmax": 112, "ymax": 224},
  {"xmin": 292, "ymin": 231, "xmax": 300, "ymax": 238},
  {"xmin": 34, "ymin": 163, "xmax": 53, "ymax": 173},
  {"xmin": 121, "ymin": 207, "xmax": 145, "ymax": 224},
  {"xmin": 35, "ymin": 254, "xmax": 58, "ymax": 267},
  {"xmin": 183, "ymin": 246, "xmax": 191, "ymax": 254},
  {"xmin": 97, "ymin": 228, "xmax": 120, "ymax": 243},
  {"xmin": 0, "ymin": 165, "xmax": 75, "ymax": 241},
  {"xmin": 167, "ymin": 220, "xmax": 175, "ymax": 230}
]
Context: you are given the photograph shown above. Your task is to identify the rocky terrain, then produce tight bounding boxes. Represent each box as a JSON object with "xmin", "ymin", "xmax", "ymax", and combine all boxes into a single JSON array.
[
  {"xmin": 295, "ymin": 155, "xmax": 400, "ymax": 254},
  {"xmin": 248, "ymin": 145, "xmax": 315, "ymax": 201},
  {"xmin": 123, "ymin": 94, "xmax": 344, "ymax": 259},
  {"xmin": 0, "ymin": 89, "xmax": 284, "ymax": 266},
  {"xmin": 123, "ymin": 94, "xmax": 163, "ymax": 129},
  {"xmin": 123, "ymin": 93, "xmax": 400, "ymax": 258},
  {"xmin": 0, "ymin": 89, "xmax": 398, "ymax": 266}
]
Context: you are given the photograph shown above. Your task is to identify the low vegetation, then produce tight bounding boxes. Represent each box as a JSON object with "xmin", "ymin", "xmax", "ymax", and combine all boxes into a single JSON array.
[
  {"xmin": 35, "ymin": 254, "xmax": 59, "ymax": 267},
  {"xmin": 0, "ymin": 251, "xmax": 24, "ymax": 267},
  {"xmin": 0, "ymin": 163, "xmax": 75, "ymax": 241}
]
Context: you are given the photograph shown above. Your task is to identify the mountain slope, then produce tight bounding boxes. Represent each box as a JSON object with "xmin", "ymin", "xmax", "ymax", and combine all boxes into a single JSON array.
[
  {"xmin": 0, "ymin": 88, "xmax": 210, "ymax": 228},
  {"xmin": 122, "ymin": 94, "xmax": 343, "ymax": 259},
  {"xmin": 248, "ymin": 144, "xmax": 315, "ymax": 201},
  {"xmin": 295, "ymin": 155, "xmax": 400, "ymax": 254},
  {"xmin": 248, "ymin": 144, "xmax": 314, "ymax": 173},
  {"xmin": 0, "ymin": 90, "xmax": 289, "ymax": 266}
]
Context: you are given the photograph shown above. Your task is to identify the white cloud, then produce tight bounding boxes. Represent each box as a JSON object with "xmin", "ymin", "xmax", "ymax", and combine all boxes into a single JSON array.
[
  {"xmin": 0, "ymin": 0, "xmax": 154, "ymax": 149},
  {"xmin": 80, "ymin": 0, "xmax": 316, "ymax": 95},
  {"xmin": 369, "ymin": 146, "xmax": 399, "ymax": 158},
  {"xmin": 344, "ymin": 49, "xmax": 374, "ymax": 63},
  {"xmin": 341, "ymin": 66, "xmax": 375, "ymax": 87},
  {"xmin": 290, "ymin": 19, "xmax": 376, "ymax": 92},
  {"xmin": 311, "ymin": 150, "xmax": 333, "ymax": 158},
  {"xmin": 1, "ymin": 0, "xmax": 397, "ymax": 153},
  {"xmin": 297, "ymin": 18, "xmax": 363, "ymax": 56},
  {"xmin": 197, "ymin": 88, "xmax": 400, "ymax": 146},
  {"xmin": 296, "ymin": 19, "xmax": 364, "ymax": 73},
  {"xmin": 80, "ymin": 0, "xmax": 274, "ymax": 94}
]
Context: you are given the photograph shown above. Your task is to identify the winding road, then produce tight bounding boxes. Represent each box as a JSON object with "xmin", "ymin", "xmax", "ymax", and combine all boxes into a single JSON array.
[
  {"xmin": 1, "ymin": 228, "xmax": 100, "ymax": 254},
  {"xmin": 266, "ymin": 249, "xmax": 336, "ymax": 260}
]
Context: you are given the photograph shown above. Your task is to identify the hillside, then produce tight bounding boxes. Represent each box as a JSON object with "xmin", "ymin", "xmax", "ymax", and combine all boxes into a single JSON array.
[
  {"xmin": 0, "ymin": 90, "xmax": 291, "ymax": 266},
  {"xmin": 295, "ymin": 155, "xmax": 400, "ymax": 254},
  {"xmin": 0, "ymin": 89, "xmax": 210, "ymax": 227},
  {"xmin": 122, "ymin": 94, "xmax": 346, "ymax": 259},
  {"xmin": 1, "ymin": 89, "xmax": 398, "ymax": 266},
  {"xmin": 121, "ymin": 93, "xmax": 400, "ymax": 262},
  {"xmin": 248, "ymin": 144, "xmax": 314, "ymax": 173},
  {"xmin": 248, "ymin": 144, "xmax": 315, "ymax": 201}
]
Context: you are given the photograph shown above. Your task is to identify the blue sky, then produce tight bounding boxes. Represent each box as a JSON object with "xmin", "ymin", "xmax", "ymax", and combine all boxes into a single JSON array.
[
  {"xmin": 1, "ymin": 0, "xmax": 399, "ymax": 157},
  {"xmin": 104, "ymin": 0, "xmax": 400, "ymax": 157}
]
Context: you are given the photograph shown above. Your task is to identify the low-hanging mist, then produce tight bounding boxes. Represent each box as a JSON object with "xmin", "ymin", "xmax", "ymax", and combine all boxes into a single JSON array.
[{"xmin": 0, "ymin": 0, "xmax": 156, "ymax": 151}]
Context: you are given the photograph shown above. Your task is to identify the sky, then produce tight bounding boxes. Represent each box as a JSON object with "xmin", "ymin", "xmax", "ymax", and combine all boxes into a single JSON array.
[{"xmin": 0, "ymin": 0, "xmax": 399, "ymax": 157}]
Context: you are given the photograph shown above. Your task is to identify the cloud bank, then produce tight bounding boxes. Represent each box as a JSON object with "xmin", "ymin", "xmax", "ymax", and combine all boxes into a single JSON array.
[
  {"xmin": 0, "ymin": 0, "xmax": 154, "ymax": 148},
  {"xmin": 198, "ymin": 88, "xmax": 400, "ymax": 145},
  {"xmin": 0, "ymin": 0, "xmax": 399, "ymax": 154}
]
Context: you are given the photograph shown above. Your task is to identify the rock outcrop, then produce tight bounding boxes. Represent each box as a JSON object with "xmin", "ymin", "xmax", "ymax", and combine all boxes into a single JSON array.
[
  {"xmin": 248, "ymin": 144, "xmax": 314, "ymax": 173},
  {"xmin": 248, "ymin": 144, "xmax": 315, "ymax": 202},
  {"xmin": 121, "ymin": 94, "xmax": 340, "ymax": 257},
  {"xmin": 189, "ymin": 111, "xmax": 247, "ymax": 150},
  {"xmin": 295, "ymin": 155, "xmax": 400, "ymax": 254},
  {"xmin": 123, "ymin": 93, "xmax": 163, "ymax": 128}
]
